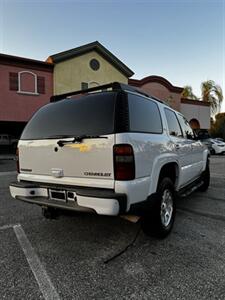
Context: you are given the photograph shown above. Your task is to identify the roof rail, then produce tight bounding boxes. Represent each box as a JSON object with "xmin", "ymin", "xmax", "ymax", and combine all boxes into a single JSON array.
[{"xmin": 50, "ymin": 81, "xmax": 165, "ymax": 104}]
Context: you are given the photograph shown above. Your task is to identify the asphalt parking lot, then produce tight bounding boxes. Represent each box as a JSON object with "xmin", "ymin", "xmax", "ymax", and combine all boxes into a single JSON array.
[{"xmin": 0, "ymin": 156, "xmax": 225, "ymax": 299}]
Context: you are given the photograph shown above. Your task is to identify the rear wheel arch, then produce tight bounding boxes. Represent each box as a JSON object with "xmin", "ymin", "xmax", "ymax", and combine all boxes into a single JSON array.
[
  {"xmin": 149, "ymin": 161, "xmax": 180, "ymax": 195},
  {"xmin": 157, "ymin": 162, "xmax": 179, "ymax": 189}
]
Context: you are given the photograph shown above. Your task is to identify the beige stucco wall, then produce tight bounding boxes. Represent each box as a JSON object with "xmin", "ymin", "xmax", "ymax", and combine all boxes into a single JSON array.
[
  {"xmin": 53, "ymin": 51, "xmax": 128, "ymax": 95},
  {"xmin": 139, "ymin": 82, "xmax": 181, "ymax": 111},
  {"xmin": 180, "ymin": 103, "xmax": 210, "ymax": 129}
]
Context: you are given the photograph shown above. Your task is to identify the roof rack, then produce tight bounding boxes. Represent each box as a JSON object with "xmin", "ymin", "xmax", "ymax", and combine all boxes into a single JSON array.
[{"xmin": 50, "ymin": 82, "xmax": 165, "ymax": 104}]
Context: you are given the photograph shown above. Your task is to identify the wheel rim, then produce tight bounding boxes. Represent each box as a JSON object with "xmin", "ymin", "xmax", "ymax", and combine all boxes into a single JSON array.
[{"xmin": 160, "ymin": 189, "xmax": 173, "ymax": 228}]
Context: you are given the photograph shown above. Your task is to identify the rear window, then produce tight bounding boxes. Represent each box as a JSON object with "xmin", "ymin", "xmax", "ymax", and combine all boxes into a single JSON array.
[
  {"xmin": 21, "ymin": 92, "xmax": 117, "ymax": 140},
  {"xmin": 128, "ymin": 94, "xmax": 162, "ymax": 133}
]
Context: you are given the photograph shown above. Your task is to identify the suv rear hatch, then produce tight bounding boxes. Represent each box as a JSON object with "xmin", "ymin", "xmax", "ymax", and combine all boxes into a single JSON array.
[{"xmin": 18, "ymin": 92, "xmax": 118, "ymax": 189}]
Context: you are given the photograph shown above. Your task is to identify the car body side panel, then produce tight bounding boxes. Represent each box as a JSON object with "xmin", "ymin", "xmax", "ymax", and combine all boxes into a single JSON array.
[
  {"xmin": 115, "ymin": 132, "xmax": 181, "ymax": 209},
  {"xmin": 115, "ymin": 132, "xmax": 171, "ymax": 179}
]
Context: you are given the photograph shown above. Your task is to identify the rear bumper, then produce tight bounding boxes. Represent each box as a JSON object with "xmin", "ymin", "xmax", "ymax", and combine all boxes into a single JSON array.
[{"xmin": 9, "ymin": 181, "xmax": 127, "ymax": 216}]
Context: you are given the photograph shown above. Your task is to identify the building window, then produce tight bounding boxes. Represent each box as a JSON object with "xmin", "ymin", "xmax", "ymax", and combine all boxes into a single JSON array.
[
  {"xmin": 89, "ymin": 59, "xmax": 100, "ymax": 71},
  {"xmin": 81, "ymin": 81, "xmax": 100, "ymax": 91},
  {"xmin": 9, "ymin": 71, "xmax": 45, "ymax": 95},
  {"xmin": 81, "ymin": 82, "xmax": 89, "ymax": 90},
  {"xmin": 88, "ymin": 81, "xmax": 100, "ymax": 88},
  {"xmin": 18, "ymin": 71, "xmax": 38, "ymax": 94}
]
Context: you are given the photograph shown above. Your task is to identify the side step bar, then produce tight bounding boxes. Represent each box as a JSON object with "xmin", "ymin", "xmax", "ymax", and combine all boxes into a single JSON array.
[{"xmin": 177, "ymin": 180, "xmax": 203, "ymax": 198}]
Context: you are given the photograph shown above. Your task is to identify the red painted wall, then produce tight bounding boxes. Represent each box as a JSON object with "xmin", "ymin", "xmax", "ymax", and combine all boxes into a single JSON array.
[
  {"xmin": 0, "ymin": 64, "xmax": 53, "ymax": 122},
  {"xmin": 137, "ymin": 81, "xmax": 181, "ymax": 111}
]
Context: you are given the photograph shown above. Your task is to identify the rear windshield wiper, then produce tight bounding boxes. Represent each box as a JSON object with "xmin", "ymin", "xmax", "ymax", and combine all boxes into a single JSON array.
[
  {"xmin": 57, "ymin": 135, "xmax": 108, "ymax": 147},
  {"xmin": 46, "ymin": 135, "xmax": 74, "ymax": 139}
]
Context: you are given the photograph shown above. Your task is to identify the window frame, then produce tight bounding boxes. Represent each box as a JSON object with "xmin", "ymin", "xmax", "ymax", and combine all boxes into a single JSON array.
[{"xmin": 17, "ymin": 71, "xmax": 39, "ymax": 95}]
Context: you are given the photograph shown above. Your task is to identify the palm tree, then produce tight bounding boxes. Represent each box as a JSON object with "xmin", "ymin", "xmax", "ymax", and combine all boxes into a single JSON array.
[
  {"xmin": 182, "ymin": 86, "xmax": 199, "ymax": 100},
  {"xmin": 201, "ymin": 80, "xmax": 223, "ymax": 114}
]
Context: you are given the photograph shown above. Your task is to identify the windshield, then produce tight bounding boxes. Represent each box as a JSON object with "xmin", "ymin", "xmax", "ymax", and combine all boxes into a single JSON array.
[{"xmin": 21, "ymin": 92, "xmax": 117, "ymax": 140}]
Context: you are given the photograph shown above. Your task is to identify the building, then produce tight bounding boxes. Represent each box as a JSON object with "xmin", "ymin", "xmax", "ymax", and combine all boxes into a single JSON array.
[
  {"xmin": 129, "ymin": 75, "xmax": 210, "ymax": 130},
  {"xmin": 0, "ymin": 53, "xmax": 53, "ymax": 136},
  {"xmin": 46, "ymin": 41, "xmax": 134, "ymax": 95},
  {"xmin": 0, "ymin": 41, "xmax": 210, "ymax": 137}
]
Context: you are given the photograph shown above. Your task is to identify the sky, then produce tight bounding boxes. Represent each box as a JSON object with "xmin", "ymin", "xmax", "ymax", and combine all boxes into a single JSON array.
[{"xmin": 0, "ymin": 0, "xmax": 224, "ymax": 111}]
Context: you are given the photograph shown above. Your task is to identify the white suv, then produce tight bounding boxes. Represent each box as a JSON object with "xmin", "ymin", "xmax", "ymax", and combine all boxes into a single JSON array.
[{"xmin": 10, "ymin": 82, "xmax": 210, "ymax": 238}]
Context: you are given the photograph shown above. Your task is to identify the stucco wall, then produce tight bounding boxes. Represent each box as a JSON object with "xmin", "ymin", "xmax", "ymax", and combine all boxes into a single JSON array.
[
  {"xmin": 180, "ymin": 103, "xmax": 210, "ymax": 129},
  {"xmin": 137, "ymin": 82, "xmax": 181, "ymax": 111},
  {"xmin": 0, "ymin": 64, "xmax": 53, "ymax": 122},
  {"xmin": 54, "ymin": 51, "xmax": 128, "ymax": 95}
]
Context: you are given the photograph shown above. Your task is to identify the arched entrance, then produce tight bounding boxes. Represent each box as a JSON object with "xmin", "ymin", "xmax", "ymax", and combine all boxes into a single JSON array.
[{"xmin": 189, "ymin": 118, "xmax": 200, "ymax": 130}]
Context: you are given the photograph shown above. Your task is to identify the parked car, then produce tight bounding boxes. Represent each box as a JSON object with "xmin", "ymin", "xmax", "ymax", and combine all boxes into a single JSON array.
[
  {"xmin": 0, "ymin": 134, "xmax": 18, "ymax": 150},
  {"xmin": 198, "ymin": 138, "xmax": 213, "ymax": 153},
  {"xmin": 210, "ymin": 139, "xmax": 225, "ymax": 155},
  {"xmin": 214, "ymin": 137, "xmax": 224, "ymax": 143},
  {"xmin": 9, "ymin": 82, "xmax": 210, "ymax": 239}
]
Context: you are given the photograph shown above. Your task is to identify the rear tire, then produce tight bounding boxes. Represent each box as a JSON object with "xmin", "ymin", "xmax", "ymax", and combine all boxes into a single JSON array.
[
  {"xmin": 199, "ymin": 161, "xmax": 210, "ymax": 192},
  {"xmin": 141, "ymin": 177, "xmax": 176, "ymax": 239}
]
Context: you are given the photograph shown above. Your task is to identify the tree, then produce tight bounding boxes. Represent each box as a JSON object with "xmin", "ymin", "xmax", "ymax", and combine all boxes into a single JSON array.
[
  {"xmin": 182, "ymin": 86, "xmax": 199, "ymax": 100},
  {"xmin": 210, "ymin": 113, "xmax": 225, "ymax": 139},
  {"xmin": 201, "ymin": 80, "xmax": 223, "ymax": 114}
]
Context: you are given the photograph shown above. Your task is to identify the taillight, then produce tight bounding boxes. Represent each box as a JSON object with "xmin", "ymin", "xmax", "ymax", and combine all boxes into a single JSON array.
[
  {"xmin": 16, "ymin": 148, "xmax": 20, "ymax": 173},
  {"xmin": 113, "ymin": 144, "xmax": 135, "ymax": 180}
]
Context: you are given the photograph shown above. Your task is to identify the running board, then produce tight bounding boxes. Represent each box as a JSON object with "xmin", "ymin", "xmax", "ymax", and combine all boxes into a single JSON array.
[{"xmin": 177, "ymin": 181, "xmax": 203, "ymax": 198}]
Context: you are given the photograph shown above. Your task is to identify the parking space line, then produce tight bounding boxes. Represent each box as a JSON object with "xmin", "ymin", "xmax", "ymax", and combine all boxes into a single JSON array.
[
  {"xmin": 13, "ymin": 224, "xmax": 60, "ymax": 300},
  {"xmin": 211, "ymin": 173, "xmax": 225, "ymax": 179},
  {"xmin": 0, "ymin": 224, "xmax": 16, "ymax": 231},
  {"xmin": 0, "ymin": 171, "xmax": 17, "ymax": 176}
]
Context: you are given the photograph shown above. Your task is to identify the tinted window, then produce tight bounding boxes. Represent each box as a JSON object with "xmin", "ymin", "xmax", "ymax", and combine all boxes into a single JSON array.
[
  {"xmin": 164, "ymin": 109, "xmax": 183, "ymax": 137},
  {"xmin": 21, "ymin": 92, "xmax": 116, "ymax": 140},
  {"xmin": 128, "ymin": 94, "xmax": 162, "ymax": 133},
  {"xmin": 177, "ymin": 114, "xmax": 194, "ymax": 139}
]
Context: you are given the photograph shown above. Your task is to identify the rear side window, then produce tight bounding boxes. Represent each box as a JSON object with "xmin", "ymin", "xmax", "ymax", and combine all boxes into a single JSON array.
[
  {"xmin": 164, "ymin": 108, "xmax": 183, "ymax": 137},
  {"xmin": 177, "ymin": 114, "xmax": 195, "ymax": 139},
  {"xmin": 21, "ymin": 92, "xmax": 117, "ymax": 140},
  {"xmin": 128, "ymin": 94, "xmax": 162, "ymax": 133}
]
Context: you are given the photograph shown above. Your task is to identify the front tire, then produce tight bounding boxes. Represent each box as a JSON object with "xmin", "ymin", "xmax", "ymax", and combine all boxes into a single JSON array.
[
  {"xmin": 199, "ymin": 161, "xmax": 210, "ymax": 192},
  {"xmin": 141, "ymin": 177, "xmax": 176, "ymax": 239}
]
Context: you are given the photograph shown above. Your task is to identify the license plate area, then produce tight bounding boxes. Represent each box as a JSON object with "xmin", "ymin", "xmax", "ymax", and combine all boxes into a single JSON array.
[{"xmin": 49, "ymin": 189, "xmax": 66, "ymax": 202}]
